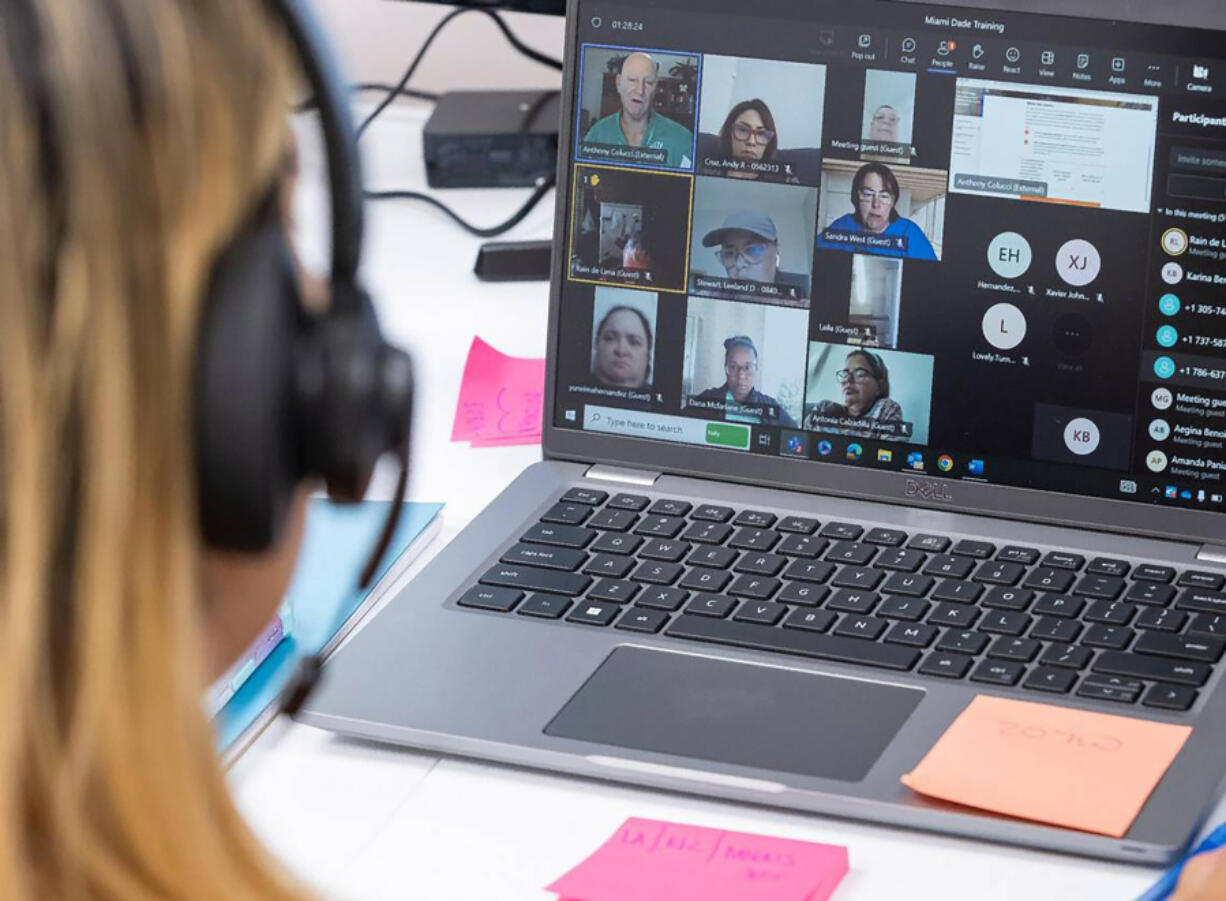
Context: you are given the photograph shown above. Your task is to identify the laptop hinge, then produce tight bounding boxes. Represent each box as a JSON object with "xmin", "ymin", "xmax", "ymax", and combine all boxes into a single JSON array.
[
  {"xmin": 583, "ymin": 464, "xmax": 662, "ymax": 487},
  {"xmin": 1197, "ymin": 544, "xmax": 1226, "ymax": 566}
]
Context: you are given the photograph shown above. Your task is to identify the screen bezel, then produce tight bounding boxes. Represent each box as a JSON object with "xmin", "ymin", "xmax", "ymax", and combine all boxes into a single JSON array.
[{"xmin": 542, "ymin": 0, "xmax": 1226, "ymax": 546}]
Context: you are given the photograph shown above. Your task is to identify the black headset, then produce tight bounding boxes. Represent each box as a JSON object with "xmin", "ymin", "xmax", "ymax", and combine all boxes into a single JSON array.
[{"xmin": 5, "ymin": 0, "xmax": 414, "ymax": 584}]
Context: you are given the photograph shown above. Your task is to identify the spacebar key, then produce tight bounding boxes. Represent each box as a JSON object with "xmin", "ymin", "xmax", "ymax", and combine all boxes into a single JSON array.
[
  {"xmin": 665, "ymin": 614, "xmax": 920, "ymax": 671},
  {"xmin": 480, "ymin": 564, "xmax": 591, "ymax": 596}
]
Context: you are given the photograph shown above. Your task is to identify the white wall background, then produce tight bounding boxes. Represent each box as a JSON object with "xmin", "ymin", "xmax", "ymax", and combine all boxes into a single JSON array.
[
  {"xmin": 861, "ymin": 70, "xmax": 916, "ymax": 145},
  {"xmin": 696, "ymin": 56, "xmax": 826, "ymax": 150}
]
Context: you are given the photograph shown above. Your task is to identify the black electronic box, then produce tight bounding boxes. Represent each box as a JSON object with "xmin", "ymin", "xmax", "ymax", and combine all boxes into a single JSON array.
[{"xmin": 423, "ymin": 89, "xmax": 560, "ymax": 188}]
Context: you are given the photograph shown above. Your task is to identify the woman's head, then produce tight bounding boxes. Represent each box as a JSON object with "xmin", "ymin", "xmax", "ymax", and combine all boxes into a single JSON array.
[
  {"xmin": 0, "ymin": 1, "xmax": 303, "ymax": 895},
  {"xmin": 851, "ymin": 162, "xmax": 901, "ymax": 233},
  {"xmin": 723, "ymin": 336, "xmax": 759, "ymax": 403},
  {"xmin": 720, "ymin": 99, "xmax": 778, "ymax": 163},
  {"xmin": 593, "ymin": 305, "xmax": 653, "ymax": 389},
  {"xmin": 837, "ymin": 350, "xmax": 890, "ymax": 417}
]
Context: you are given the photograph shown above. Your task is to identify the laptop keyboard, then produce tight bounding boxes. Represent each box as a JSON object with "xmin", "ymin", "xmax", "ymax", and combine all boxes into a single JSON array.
[{"xmin": 457, "ymin": 488, "xmax": 1226, "ymax": 713}]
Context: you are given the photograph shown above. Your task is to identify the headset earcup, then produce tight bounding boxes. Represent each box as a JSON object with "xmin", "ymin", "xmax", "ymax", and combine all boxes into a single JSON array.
[{"xmin": 195, "ymin": 223, "xmax": 303, "ymax": 552}]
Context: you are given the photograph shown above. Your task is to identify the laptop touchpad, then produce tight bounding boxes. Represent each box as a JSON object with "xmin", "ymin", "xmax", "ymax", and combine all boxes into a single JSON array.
[{"xmin": 545, "ymin": 647, "xmax": 924, "ymax": 782}]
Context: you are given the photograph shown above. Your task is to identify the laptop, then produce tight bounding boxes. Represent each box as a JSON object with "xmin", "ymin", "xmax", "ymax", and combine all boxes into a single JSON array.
[{"xmin": 299, "ymin": 0, "xmax": 1226, "ymax": 864}]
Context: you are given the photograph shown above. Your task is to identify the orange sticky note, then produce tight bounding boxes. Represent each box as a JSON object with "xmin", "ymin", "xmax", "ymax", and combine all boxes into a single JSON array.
[{"xmin": 901, "ymin": 695, "xmax": 1192, "ymax": 837}]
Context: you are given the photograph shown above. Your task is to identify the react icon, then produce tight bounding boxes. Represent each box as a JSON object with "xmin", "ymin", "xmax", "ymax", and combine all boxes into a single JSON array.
[
  {"xmin": 1146, "ymin": 450, "xmax": 1169, "ymax": 473},
  {"xmin": 1152, "ymin": 386, "xmax": 1174, "ymax": 410}
]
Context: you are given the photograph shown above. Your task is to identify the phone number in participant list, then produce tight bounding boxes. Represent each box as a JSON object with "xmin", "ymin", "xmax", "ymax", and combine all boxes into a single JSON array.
[
  {"xmin": 1186, "ymin": 335, "xmax": 1226, "ymax": 350},
  {"xmin": 1191, "ymin": 304, "xmax": 1226, "ymax": 317},
  {"xmin": 1179, "ymin": 365, "xmax": 1226, "ymax": 381}
]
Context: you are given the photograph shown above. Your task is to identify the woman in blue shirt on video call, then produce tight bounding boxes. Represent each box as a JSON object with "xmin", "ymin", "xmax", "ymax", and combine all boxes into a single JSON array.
[{"xmin": 819, "ymin": 161, "xmax": 938, "ymax": 261}]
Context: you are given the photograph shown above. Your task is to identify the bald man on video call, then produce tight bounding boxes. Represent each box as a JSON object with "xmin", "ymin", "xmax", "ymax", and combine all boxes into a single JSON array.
[{"xmin": 584, "ymin": 51, "xmax": 694, "ymax": 168}]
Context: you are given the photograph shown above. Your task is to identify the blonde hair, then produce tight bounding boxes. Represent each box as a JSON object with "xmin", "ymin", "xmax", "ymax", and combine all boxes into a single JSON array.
[{"xmin": 0, "ymin": 0, "xmax": 306, "ymax": 896}]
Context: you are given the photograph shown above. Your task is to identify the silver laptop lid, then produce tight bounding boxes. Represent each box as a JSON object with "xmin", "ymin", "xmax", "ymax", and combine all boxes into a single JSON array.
[{"xmin": 542, "ymin": 0, "xmax": 1226, "ymax": 545}]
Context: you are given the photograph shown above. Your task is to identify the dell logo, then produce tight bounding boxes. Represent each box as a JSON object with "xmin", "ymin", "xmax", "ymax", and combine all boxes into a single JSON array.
[{"xmin": 905, "ymin": 479, "xmax": 954, "ymax": 502}]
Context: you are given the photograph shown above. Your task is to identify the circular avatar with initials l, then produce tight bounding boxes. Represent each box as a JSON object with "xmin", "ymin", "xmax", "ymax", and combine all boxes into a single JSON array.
[
  {"xmin": 1147, "ymin": 450, "xmax": 1169, "ymax": 473},
  {"xmin": 1056, "ymin": 239, "xmax": 1102, "ymax": 287},
  {"xmin": 982, "ymin": 302, "xmax": 1027, "ymax": 350},
  {"xmin": 1064, "ymin": 417, "xmax": 1101, "ymax": 456},
  {"xmin": 988, "ymin": 232, "xmax": 1033, "ymax": 279}
]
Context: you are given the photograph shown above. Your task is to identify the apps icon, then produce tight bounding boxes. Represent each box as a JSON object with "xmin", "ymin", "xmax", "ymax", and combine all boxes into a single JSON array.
[
  {"xmin": 906, "ymin": 451, "xmax": 925, "ymax": 471},
  {"xmin": 846, "ymin": 443, "xmax": 863, "ymax": 461},
  {"xmin": 968, "ymin": 459, "xmax": 986, "ymax": 476},
  {"xmin": 937, "ymin": 455, "xmax": 954, "ymax": 472},
  {"xmin": 817, "ymin": 440, "xmax": 834, "ymax": 456},
  {"xmin": 877, "ymin": 449, "xmax": 894, "ymax": 463},
  {"xmin": 1165, "ymin": 485, "xmax": 1179, "ymax": 499}
]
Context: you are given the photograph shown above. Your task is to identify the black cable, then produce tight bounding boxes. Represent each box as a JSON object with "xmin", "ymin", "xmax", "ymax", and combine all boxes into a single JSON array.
[
  {"xmin": 354, "ymin": 82, "xmax": 438, "ymax": 103},
  {"xmin": 365, "ymin": 173, "xmax": 555, "ymax": 239},
  {"xmin": 356, "ymin": 6, "xmax": 563, "ymax": 141}
]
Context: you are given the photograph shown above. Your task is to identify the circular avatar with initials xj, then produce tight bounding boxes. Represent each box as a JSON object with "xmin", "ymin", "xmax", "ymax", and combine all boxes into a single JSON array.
[{"xmin": 1055, "ymin": 238, "xmax": 1101, "ymax": 287}]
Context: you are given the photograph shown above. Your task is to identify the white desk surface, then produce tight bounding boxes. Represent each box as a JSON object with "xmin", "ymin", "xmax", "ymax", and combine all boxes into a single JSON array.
[{"xmin": 229, "ymin": 102, "xmax": 1213, "ymax": 900}]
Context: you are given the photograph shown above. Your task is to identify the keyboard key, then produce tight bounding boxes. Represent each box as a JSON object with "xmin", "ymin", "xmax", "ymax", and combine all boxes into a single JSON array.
[
  {"xmin": 567, "ymin": 601, "xmax": 620, "ymax": 627},
  {"xmin": 783, "ymin": 559, "xmax": 836, "ymax": 583},
  {"xmin": 1134, "ymin": 564, "xmax": 1176, "ymax": 583},
  {"xmin": 684, "ymin": 594, "xmax": 737, "ymax": 618},
  {"xmin": 832, "ymin": 567, "xmax": 885, "ymax": 590},
  {"xmin": 727, "ymin": 575, "xmax": 781, "ymax": 600},
  {"xmin": 1077, "ymin": 675, "xmax": 1143, "ymax": 704},
  {"xmin": 1073, "ymin": 575, "xmax": 1125, "ymax": 600},
  {"xmin": 1040, "ymin": 643, "xmax": 1092, "ymax": 670},
  {"xmin": 480, "ymin": 564, "xmax": 591, "ymax": 596},
  {"xmin": 885, "ymin": 622, "xmax": 938, "ymax": 647},
  {"xmin": 937, "ymin": 630, "xmax": 989, "ymax": 655},
  {"xmin": 996, "ymin": 545, "xmax": 1041, "ymax": 565},
  {"xmin": 928, "ymin": 603, "xmax": 980, "ymax": 629},
  {"xmin": 1023, "ymin": 667, "xmax": 1076, "ymax": 694},
  {"xmin": 583, "ymin": 554, "xmax": 635, "ymax": 579},
  {"xmin": 630, "ymin": 561, "xmax": 683, "ymax": 585},
  {"xmin": 541, "ymin": 502, "xmax": 592, "ymax": 526},
  {"xmin": 729, "ymin": 528, "xmax": 781, "ymax": 552},
  {"xmin": 783, "ymin": 608, "xmax": 836, "ymax": 632},
  {"xmin": 636, "ymin": 587, "xmax": 689, "ymax": 611},
  {"xmin": 973, "ymin": 560, "xmax": 1024, "ymax": 586},
  {"xmin": 562, "ymin": 488, "xmax": 608, "ymax": 506},
  {"xmin": 734, "ymin": 601, "xmax": 787, "ymax": 626},
  {"xmin": 688, "ymin": 546, "xmax": 738, "ymax": 569},
  {"xmin": 617, "ymin": 608, "xmax": 669, "ymax": 633},
  {"xmin": 502, "ymin": 543, "xmax": 586, "ymax": 571},
  {"xmin": 778, "ymin": 516, "xmax": 820, "ymax": 534},
  {"xmin": 679, "ymin": 568, "xmax": 731, "ymax": 593},
  {"xmin": 865, "ymin": 527, "xmax": 908, "ymax": 547},
  {"xmin": 931, "ymin": 580, "xmax": 983, "ymax": 604},
  {"xmin": 1188, "ymin": 613, "xmax": 1226, "ymax": 637},
  {"xmin": 827, "ymin": 542, "xmax": 877, "ymax": 566},
  {"xmin": 1176, "ymin": 589, "xmax": 1226, "ymax": 615},
  {"xmin": 1134, "ymin": 631, "xmax": 1225, "ymax": 662},
  {"xmin": 692, "ymin": 504, "xmax": 734, "ymax": 522},
  {"xmin": 1082, "ymin": 624, "xmax": 1134, "ymax": 650},
  {"xmin": 778, "ymin": 534, "xmax": 827, "ymax": 558},
  {"xmin": 820, "ymin": 521, "xmax": 865, "ymax": 541},
  {"xmin": 517, "ymin": 593, "xmax": 571, "ymax": 618},
  {"xmin": 607, "ymin": 493, "xmax": 650, "ymax": 511},
  {"xmin": 1022, "ymin": 567, "xmax": 1075, "ymax": 593},
  {"xmin": 876, "ymin": 548, "xmax": 925, "ymax": 573},
  {"xmin": 735, "ymin": 553, "xmax": 786, "ymax": 577},
  {"xmin": 521, "ymin": 523, "xmax": 597, "ymax": 549},
  {"xmin": 981, "ymin": 587, "xmax": 1035, "ymax": 611},
  {"xmin": 1087, "ymin": 557, "xmax": 1130, "ymax": 578},
  {"xmin": 734, "ymin": 510, "xmax": 777, "ymax": 528},
  {"xmin": 827, "ymin": 590, "xmax": 880, "ymax": 614},
  {"xmin": 971, "ymin": 659, "xmax": 1024, "ymax": 686},
  {"xmin": 909, "ymin": 534, "xmax": 951, "ymax": 553},
  {"xmin": 834, "ymin": 615, "xmax": 887, "ymax": 641},
  {"xmin": 1179, "ymin": 570, "xmax": 1226, "ymax": 591},
  {"xmin": 1125, "ymin": 581, "xmax": 1177, "ymax": 607},
  {"xmin": 640, "ymin": 539, "xmax": 690, "ymax": 562},
  {"xmin": 923, "ymin": 555, "xmax": 975, "ymax": 580},
  {"xmin": 1030, "ymin": 616, "xmax": 1082, "ymax": 643},
  {"xmin": 665, "ymin": 615, "xmax": 920, "ymax": 671},
  {"xmin": 458, "ymin": 585, "xmax": 522, "ymax": 612},
  {"xmin": 919, "ymin": 652, "xmax": 973, "ymax": 679},
  {"xmin": 877, "ymin": 596, "xmax": 931, "ymax": 621},
  {"xmin": 633, "ymin": 515, "xmax": 686, "ymax": 538},
  {"xmin": 591, "ymin": 532, "xmax": 642, "ymax": 555},
  {"xmin": 777, "ymin": 581, "xmax": 830, "ymax": 606},
  {"xmin": 952, "ymin": 539, "xmax": 996, "ymax": 559},
  {"xmin": 587, "ymin": 579, "xmax": 640, "ymax": 603},
  {"xmin": 1142, "ymin": 683, "xmax": 1198, "ymax": 711},
  {"xmin": 1042, "ymin": 551, "xmax": 1085, "ymax": 570},
  {"xmin": 650, "ymin": 499, "xmax": 692, "ymax": 517},
  {"xmin": 1031, "ymin": 594, "xmax": 1084, "ymax": 618},
  {"xmin": 1092, "ymin": 651, "xmax": 1209, "ymax": 686},
  {"xmin": 979, "ymin": 610, "xmax": 1031, "ymax": 636},
  {"xmin": 681, "ymin": 521, "xmax": 733, "ymax": 545},
  {"xmin": 1085, "ymin": 600, "xmax": 1137, "ymax": 626},
  {"xmin": 988, "ymin": 637, "xmax": 1040, "ymax": 662},
  {"xmin": 1135, "ymin": 607, "xmax": 1186, "ymax": 632},
  {"xmin": 880, "ymin": 573, "xmax": 934, "ymax": 598}
]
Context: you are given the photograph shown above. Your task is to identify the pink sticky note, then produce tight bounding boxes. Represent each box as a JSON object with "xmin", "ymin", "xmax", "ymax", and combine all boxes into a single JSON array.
[
  {"xmin": 450, "ymin": 337, "xmax": 545, "ymax": 446},
  {"xmin": 547, "ymin": 817, "xmax": 849, "ymax": 901}
]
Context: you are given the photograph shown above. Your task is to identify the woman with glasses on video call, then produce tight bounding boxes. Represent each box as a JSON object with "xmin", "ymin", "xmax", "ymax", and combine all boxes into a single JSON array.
[
  {"xmin": 717, "ymin": 99, "xmax": 800, "ymax": 185},
  {"xmin": 804, "ymin": 349, "xmax": 903, "ymax": 430},
  {"xmin": 819, "ymin": 161, "xmax": 938, "ymax": 261}
]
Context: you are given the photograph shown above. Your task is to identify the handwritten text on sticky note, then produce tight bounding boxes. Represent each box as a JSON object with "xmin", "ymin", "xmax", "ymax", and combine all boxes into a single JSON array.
[
  {"xmin": 901, "ymin": 695, "xmax": 1192, "ymax": 837},
  {"xmin": 450, "ymin": 337, "xmax": 544, "ymax": 447},
  {"xmin": 547, "ymin": 817, "xmax": 848, "ymax": 901}
]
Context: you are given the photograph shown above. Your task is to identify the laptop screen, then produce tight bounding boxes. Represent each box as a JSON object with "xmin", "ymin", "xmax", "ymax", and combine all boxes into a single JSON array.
[{"xmin": 551, "ymin": 0, "xmax": 1226, "ymax": 513}]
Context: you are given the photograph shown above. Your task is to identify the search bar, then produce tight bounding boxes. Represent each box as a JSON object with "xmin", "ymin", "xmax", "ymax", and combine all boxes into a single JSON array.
[{"xmin": 583, "ymin": 406, "xmax": 752, "ymax": 451}]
